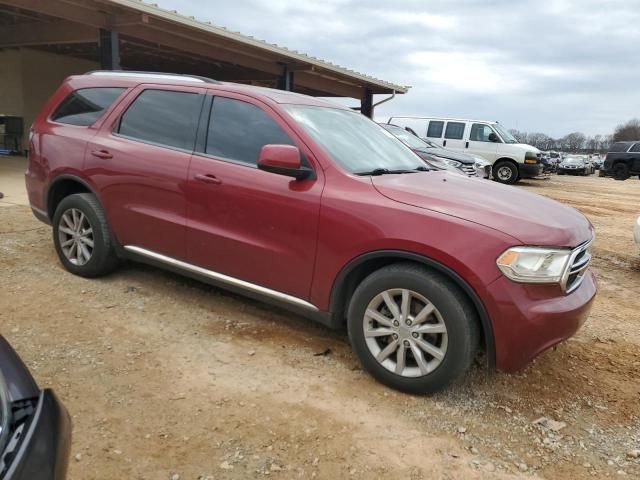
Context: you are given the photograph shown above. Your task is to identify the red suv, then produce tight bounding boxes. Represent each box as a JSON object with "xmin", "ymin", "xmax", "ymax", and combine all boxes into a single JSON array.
[{"xmin": 26, "ymin": 72, "xmax": 597, "ymax": 393}]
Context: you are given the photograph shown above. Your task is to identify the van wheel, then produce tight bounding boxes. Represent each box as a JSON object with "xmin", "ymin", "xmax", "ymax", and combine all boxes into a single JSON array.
[
  {"xmin": 613, "ymin": 163, "xmax": 630, "ymax": 181},
  {"xmin": 347, "ymin": 263, "xmax": 479, "ymax": 394},
  {"xmin": 493, "ymin": 161, "xmax": 518, "ymax": 184},
  {"xmin": 52, "ymin": 193, "xmax": 118, "ymax": 278}
]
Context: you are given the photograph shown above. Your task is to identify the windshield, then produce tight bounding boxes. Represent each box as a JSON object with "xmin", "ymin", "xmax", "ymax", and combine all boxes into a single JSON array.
[
  {"xmin": 493, "ymin": 123, "xmax": 518, "ymax": 144},
  {"xmin": 382, "ymin": 125, "xmax": 432, "ymax": 150},
  {"xmin": 284, "ymin": 105, "xmax": 426, "ymax": 174}
]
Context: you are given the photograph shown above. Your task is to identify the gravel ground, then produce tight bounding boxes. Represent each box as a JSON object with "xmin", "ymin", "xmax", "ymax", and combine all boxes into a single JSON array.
[{"xmin": 1, "ymin": 172, "xmax": 639, "ymax": 479}]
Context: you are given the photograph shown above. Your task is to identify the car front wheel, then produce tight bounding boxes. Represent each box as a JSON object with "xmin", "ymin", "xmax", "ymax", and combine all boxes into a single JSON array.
[
  {"xmin": 347, "ymin": 263, "xmax": 480, "ymax": 394},
  {"xmin": 493, "ymin": 161, "xmax": 518, "ymax": 184}
]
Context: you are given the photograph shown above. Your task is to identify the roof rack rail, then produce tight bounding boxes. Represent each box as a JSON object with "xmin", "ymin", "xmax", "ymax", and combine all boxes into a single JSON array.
[{"xmin": 85, "ymin": 70, "xmax": 221, "ymax": 84}]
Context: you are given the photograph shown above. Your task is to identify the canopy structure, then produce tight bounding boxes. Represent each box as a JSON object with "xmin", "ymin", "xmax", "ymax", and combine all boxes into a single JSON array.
[{"xmin": 0, "ymin": 0, "xmax": 409, "ymax": 117}]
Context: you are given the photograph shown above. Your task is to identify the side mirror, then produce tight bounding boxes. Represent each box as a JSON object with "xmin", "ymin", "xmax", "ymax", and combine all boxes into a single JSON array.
[
  {"xmin": 257, "ymin": 144, "xmax": 312, "ymax": 180},
  {"xmin": 488, "ymin": 132, "xmax": 499, "ymax": 143}
]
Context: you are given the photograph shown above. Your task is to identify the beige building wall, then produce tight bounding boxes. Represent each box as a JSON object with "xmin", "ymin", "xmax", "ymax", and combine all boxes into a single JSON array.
[{"xmin": 0, "ymin": 48, "xmax": 99, "ymax": 151}]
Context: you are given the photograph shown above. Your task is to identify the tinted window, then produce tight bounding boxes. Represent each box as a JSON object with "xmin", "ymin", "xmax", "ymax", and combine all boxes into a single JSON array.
[
  {"xmin": 630, "ymin": 143, "xmax": 640, "ymax": 153},
  {"xmin": 118, "ymin": 90, "xmax": 202, "ymax": 150},
  {"xmin": 470, "ymin": 123, "xmax": 494, "ymax": 142},
  {"xmin": 609, "ymin": 142, "xmax": 631, "ymax": 152},
  {"xmin": 427, "ymin": 120, "xmax": 444, "ymax": 138},
  {"xmin": 206, "ymin": 97, "xmax": 293, "ymax": 165},
  {"xmin": 444, "ymin": 122, "xmax": 465, "ymax": 140},
  {"xmin": 52, "ymin": 88, "xmax": 125, "ymax": 126}
]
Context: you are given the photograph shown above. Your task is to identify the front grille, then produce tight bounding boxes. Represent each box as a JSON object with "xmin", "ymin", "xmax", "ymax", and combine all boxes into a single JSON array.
[
  {"xmin": 460, "ymin": 164, "xmax": 477, "ymax": 176},
  {"xmin": 561, "ymin": 239, "xmax": 593, "ymax": 293}
]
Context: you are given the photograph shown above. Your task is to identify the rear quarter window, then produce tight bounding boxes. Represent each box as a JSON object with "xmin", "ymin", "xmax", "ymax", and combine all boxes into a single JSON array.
[
  {"xmin": 608, "ymin": 142, "xmax": 631, "ymax": 153},
  {"xmin": 51, "ymin": 87, "xmax": 126, "ymax": 126}
]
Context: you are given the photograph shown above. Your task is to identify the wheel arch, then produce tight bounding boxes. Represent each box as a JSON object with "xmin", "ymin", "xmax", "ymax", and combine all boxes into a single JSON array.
[
  {"xmin": 46, "ymin": 175, "xmax": 99, "ymax": 220},
  {"xmin": 329, "ymin": 250, "xmax": 496, "ymax": 369}
]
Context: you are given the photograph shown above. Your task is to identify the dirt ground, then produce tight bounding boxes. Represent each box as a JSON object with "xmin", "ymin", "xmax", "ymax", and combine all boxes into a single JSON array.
[{"xmin": 1, "ymin": 163, "xmax": 639, "ymax": 479}]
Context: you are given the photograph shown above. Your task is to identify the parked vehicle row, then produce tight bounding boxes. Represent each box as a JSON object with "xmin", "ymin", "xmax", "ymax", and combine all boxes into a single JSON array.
[
  {"xmin": 26, "ymin": 71, "xmax": 596, "ymax": 396},
  {"xmin": 387, "ymin": 116, "xmax": 543, "ymax": 185}
]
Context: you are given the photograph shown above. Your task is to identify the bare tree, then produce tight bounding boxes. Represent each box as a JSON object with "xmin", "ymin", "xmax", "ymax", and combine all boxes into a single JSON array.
[
  {"xmin": 560, "ymin": 132, "xmax": 586, "ymax": 152},
  {"xmin": 612, "ymin": 118, "xmax": 640, "ymax": 142}
]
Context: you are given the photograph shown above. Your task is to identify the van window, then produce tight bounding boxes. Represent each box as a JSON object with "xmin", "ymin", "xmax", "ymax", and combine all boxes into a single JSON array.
[
  {"xmin": 470, "ymin": 124, "xmax": 495, "ymax": 142},
  {"xmin": 117, "ymin": 90, "xmax": 202, "ymax": 150},
  {"xmin": 51, "ymin": 88, "xmax": 125, "ymax": 126},
  {"xmin": 444, "ymin": 122, "xmax": 465, "ymax": 140},
  {"xmin": 206, "ymin": 97, "xmax": 294, "ymax": 166},
  {"xmin": 427, "ymin": 121, "xmax": 444, "ymax": 138}
]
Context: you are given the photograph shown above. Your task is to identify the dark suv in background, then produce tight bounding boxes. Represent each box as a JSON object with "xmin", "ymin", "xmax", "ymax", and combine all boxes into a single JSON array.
[{"xmin": 601, "ymin": 141, "xmax": 640, "ymax": 180}]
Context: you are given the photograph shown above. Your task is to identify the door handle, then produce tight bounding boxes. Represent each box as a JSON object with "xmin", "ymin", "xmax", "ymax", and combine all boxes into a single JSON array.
[
  {"xmin": 194, "ymin": 173, "xmax": 222, "ymax": 185},
  {"xmin": 465, "ymin": 141, "xmax": 469, "ymax": 148},
  {"xmin": 443, "ymin": 140, "xmax": 447, "ymax": 147},
  {"xmin": 90, "ymin": 149, "xmax": 113, "ymax": 159}
]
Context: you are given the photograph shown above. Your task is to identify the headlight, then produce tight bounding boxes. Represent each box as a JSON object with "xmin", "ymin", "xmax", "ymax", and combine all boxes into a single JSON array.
[
  {"xmin": 496, "ymin": 246, "xmax": 571, "ymax": 283},
  {"xmin": 524, "ymin": 151, "xmax": 539, "ymax": 164},
  {"xmin": 442, "ymin": 159, "xmax": 461, "ymax": 168}
]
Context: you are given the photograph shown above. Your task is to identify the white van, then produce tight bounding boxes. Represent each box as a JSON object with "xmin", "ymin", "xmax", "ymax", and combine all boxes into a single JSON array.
[{"xmin": 387, "ymin": 117, "xmax": 542, "ymax": 184}]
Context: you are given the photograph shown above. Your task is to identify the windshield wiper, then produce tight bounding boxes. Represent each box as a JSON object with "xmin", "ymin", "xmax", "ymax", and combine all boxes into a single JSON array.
[{"xmin": 356, "ymin": 168, "xmax": 421, "ymax": 176}]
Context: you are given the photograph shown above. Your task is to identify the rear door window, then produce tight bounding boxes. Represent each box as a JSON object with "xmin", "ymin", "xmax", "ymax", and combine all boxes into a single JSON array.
[
  {"xmin": 426, "ymin": 120, "xmax": 444, "ymax": 138},
  {"xmin": 609, "ymin": 142, "xmax": 630, "ymax": 153},
  {"xmin": 630, "ymin": 143, "xmax": 640, "ymax": 153},
  {"xmin": 51, "ymin": 87, "xmax": 126, "ymax": 126},
  {"xmin": 444, "ymin": 122, "xmax": 466, "ymax": 140},
  {"xmin": 205, "ymin": 97, "xmax": 294, "ymax": 166},
  {"xmin": 117, "ymin": 89, "xmax": 203, "ymax": 150}
]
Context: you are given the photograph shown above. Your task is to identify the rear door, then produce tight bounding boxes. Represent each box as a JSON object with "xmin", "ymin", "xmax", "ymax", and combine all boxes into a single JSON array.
[
  {"xmin": 441, "ymin": 121, "xmax": 467, "ymax": 151},
  {"xmin": 466, "ymin": 123, "xmax": 499, "ymax": 162},
  {"xmin": 185, "ymin": 93, "xmax": 323, "ymax": 300},
  {"xmin": 85, "ymin": 84, "xmax": 205, "ymax": 259}
]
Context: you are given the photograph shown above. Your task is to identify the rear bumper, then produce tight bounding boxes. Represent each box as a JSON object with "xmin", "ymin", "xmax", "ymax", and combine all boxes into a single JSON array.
[
  {"xmin": 485, "ymin": 270, "xmax": 597, "ymax": 372},
  {"xmin": 518, "ymin": 163, "xmax": 543, "ymax": 178},
  {"xmin": 0, "ymin": 337, "xmax": 71, "ymax": 480},
  {"xmin": 3, "ymin": 391, "xmax": 72, "ymax": 480}
]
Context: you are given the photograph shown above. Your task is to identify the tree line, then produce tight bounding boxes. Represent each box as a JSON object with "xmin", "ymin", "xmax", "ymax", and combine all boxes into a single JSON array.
[{"xmin": 508, "ymin": 118, "xmax": 640, "ymax": 153}]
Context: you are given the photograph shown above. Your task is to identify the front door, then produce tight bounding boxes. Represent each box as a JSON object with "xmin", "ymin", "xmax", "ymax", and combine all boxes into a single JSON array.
[
  {"xmin": 466, "ymin": 123, "xmax": 499, "ymax": 162},
  {"xmin": 185, "ymin": 94, "xmax": 323, "ymax": 300},
  {"xmin": 86, "ymin": 85, "xmax": 205, "ymax": 259}
]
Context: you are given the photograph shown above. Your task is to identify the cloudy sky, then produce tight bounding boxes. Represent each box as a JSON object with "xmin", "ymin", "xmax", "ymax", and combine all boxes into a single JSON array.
[{"xmin": 160, "ymin": 0, "xmax": 639, "ymax": 138}]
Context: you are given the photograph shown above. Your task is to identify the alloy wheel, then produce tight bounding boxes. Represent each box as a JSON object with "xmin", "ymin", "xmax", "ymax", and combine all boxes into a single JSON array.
[
  {"xmin": 58, "ymin": 208, "xmax": 94, "ymax": 266},
  {"xmin": 363, "ymin": 288, "xmax": 448, "ymax": 378}
]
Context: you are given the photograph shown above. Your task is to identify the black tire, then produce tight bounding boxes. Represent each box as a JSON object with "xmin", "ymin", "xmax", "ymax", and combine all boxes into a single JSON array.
[
  {"xmin": 52, "ymin": 193, "xmax": 118, "ymax": 278},
  {"xmin": 613, "ymin": 163, "xmax": 630, "ymax": 181},
  {"xmin": 493, "ymin": 161, "xmax": 518, "ymax": 185},
  {"xmin": 347, "ymin": 263, "xmax": 480, "ymax": 394}
]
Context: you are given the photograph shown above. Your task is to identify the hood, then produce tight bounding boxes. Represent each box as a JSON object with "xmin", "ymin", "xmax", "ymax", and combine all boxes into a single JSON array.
[
  {"xmin": 414, "ymin": 146, "xmax": 476, "ymax": 164},
  {"xmin": 414, "ymin": 151, "xmax": 464, "ymax": 174},
  {"xmin": 371, "ymin": 171, "xmax": 593, "ymax": 247}
]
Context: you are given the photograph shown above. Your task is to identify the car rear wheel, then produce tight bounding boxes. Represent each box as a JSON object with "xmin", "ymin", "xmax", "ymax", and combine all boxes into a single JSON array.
[
  {"xmin": 53, "ymin": 193, "xmax": 118, "ymax": 278},
  {"xmin": 347, "ymin": 263, "xmax": 480, "ymax": 394},
  {"xmin": 493, "ymin": 161, "xmax": 518, "ymax": 184},
  {"xmin": 613, "ymin": 163, "xmax": 630, "ymax": 181}
]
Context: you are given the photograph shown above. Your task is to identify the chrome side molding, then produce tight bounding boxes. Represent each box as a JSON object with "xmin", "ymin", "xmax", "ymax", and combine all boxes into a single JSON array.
[{"xmin": 123, "ymin": 245, "xmax": 319, "ymax": 312}]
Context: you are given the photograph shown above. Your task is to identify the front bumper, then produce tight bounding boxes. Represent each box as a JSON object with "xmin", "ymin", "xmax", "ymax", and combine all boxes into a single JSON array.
[
  {"xmin": 485, "ymin": 269, "xmax": 597, "ymax": 372},
  {"xmin": 0, "ymin": 337, "xmax": 71, "ymax": 480},
  {"xmin": 518, "ymin": 163, "xmax": 543, "ymax": 178},
  {"xmin": 558, "ymin": 166, "xmax": 585, "ymax": 174}
]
